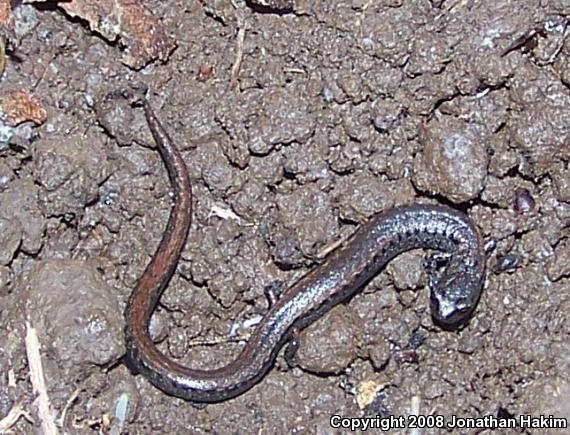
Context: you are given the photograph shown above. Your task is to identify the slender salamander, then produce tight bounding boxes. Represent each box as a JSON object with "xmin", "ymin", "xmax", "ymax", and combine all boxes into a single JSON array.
[{"xmin": 124, "ymin": 101, "xmax": 486, "ymax": 403}]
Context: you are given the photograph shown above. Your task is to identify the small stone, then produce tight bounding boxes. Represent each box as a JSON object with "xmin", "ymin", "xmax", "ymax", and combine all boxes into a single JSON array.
[
  {"xmin": 512, "ymin": 188, "xmax": 536, "ymax": 214},
  {"xmin": 59, "ymin": 0, "xmax": 176, "ymax": 69},
  {"xmin": 0, "ymin": 89, "xmax": 47, "ymax": 126}
]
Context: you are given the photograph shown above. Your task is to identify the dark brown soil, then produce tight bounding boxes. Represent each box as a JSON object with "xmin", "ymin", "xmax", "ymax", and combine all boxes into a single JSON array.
[{"xmin": 1, "ymin": 1, "xmax": 570, "ymax": 434}]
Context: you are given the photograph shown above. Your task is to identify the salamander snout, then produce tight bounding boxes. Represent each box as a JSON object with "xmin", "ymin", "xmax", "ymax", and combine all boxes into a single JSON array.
[{"xmin": 429, "ymin": 272, "xmax": 482, "ymax": 329}]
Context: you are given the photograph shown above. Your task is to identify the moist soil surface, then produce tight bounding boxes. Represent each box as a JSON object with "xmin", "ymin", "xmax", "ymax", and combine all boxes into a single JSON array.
[{"xmin": 1, "ymin": 1, "xmax": 570, "ymax": 434}]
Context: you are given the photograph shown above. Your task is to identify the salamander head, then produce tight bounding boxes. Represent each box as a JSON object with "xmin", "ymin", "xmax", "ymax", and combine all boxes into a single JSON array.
[{"xmin": 429, "ymin": 267, "xmax": 484, "ymax": 329}]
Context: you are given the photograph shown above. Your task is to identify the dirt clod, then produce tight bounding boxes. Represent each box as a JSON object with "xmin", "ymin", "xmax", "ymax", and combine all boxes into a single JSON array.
[
  {"xmin": 22, "ymin": 260, "xmax": 124, "ymax": 374},
  {"xmin": 413, "ymin": 116, "xmax": 489, "ymax": 203}
]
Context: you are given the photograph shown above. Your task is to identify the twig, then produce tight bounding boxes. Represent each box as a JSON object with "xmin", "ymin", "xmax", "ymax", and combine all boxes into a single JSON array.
[
  {"xmin": 0, "ymin": 36, "xmax": 5, "ymax": 79},
  {"xmin": 409, "ymin": 396, "xmax": 421, "ymax": 435},
  {"xmin": 7, "ymin": 369, "xmax": 15, "ymax": 387},
  {"xmin": 25, "ymin": 322, "xmax": 59, "ymax": 435},
  {"xmin": 230, "ymin": 27, "xmax": 246, "ymax": 89},
  {"xmin": 0, "ymin": 402, "xmax": 34, "ymax": 433},
  {"xmin": 57, "ymin": 388, "xmax": 80, "ymax": 428}
]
